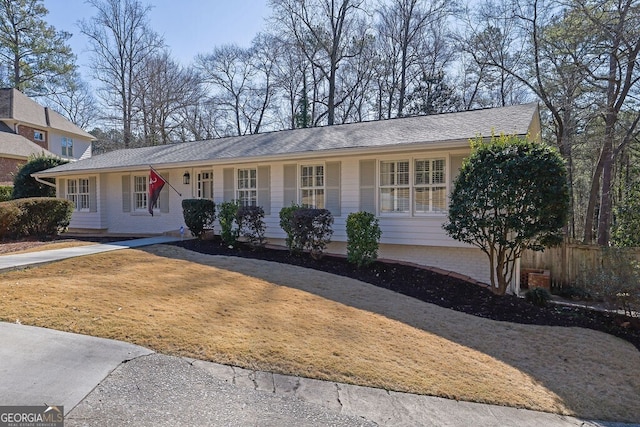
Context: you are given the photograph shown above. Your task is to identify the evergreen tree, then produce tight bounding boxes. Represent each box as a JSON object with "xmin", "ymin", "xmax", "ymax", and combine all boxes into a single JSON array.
[{"xmin": 0, "ymin": 0, "xmax": 76, "ymax": 94}]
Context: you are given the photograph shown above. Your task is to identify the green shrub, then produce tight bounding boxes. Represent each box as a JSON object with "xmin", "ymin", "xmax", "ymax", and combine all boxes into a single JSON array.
[
  {"xmin": 292, "ymin": 208, "xmax": 333, "ymax": 260},
  {"xmin": 525, "ymin": 287, "xmax": 552, "ymax": 307},
  {"xmin": 182, "ymin": 199, "xmax": 215, "ymax": 239},
  {"xmin": 346, "ymin": 211, "xmax": 382, "ymax": 267},
  {"xmin": 218, "ymin": 200, "xmax": 240, "ymax": 246},
  {"xmin": 237, "ymin": 205, "xmax": 266, "ymax": 249},
  {"xmin": 0, "ymin": 186, "xmax": 12, "ymax": 202},
  {"xmin": 0, "ymin": 201, "xmax": 22, "ymax": 239},
  {"xmin": 8, "ymin": 197, "xmax": 73, "ymax": 238},
  {"xmin": 12, "ymin": 154, "xmax": 68, "ymax": 199},
  {"xmin": 279, "ymin": 203, "xmax": 303, "ymax": 253}
]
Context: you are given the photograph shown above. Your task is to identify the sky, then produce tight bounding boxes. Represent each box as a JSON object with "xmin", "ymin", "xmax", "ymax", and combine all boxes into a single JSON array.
[{"xmin": 45, "ymin": 0, "xmax": 272, "ymax": 79}]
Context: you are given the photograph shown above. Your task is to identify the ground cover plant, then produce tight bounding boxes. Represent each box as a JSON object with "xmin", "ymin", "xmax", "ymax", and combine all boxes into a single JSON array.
[{"xmin": 0, "ymin": 237, "xmax": 638, "ymax": 422}]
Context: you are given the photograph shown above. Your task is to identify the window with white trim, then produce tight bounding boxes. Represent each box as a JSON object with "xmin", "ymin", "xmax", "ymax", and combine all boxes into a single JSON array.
[
  {"xmin": 237, "ymin": 168, "xmax": 257, "ymax": 206},
  {"xmin": 378, "ymin": 158, "xmax": 447, "ymax": 214},
  {"xmin": 62, "ymin": 137, "xmax": 73, "ymax": 157},
  {"xmin": 34, "ymin": 131, "xmax": 45, "ymax": 141},
  {"xmin": 134, "ymin": 175, "xmax": 148, "ymax": 210},
  {"xmin": 197, "ymin": 170, "xmax": 213, "ymax": 199},
  {"xmin": 379, "ymin": 160, "xmax": 410, "ymax": 213},
  {"xmin": 67, "ymin": 178, "xmax": 90, "ymax": 211},
  {"xmin": 300, "ymin": 165, "xmax": 324, "ymax": 208},
  {"xmin": 414, "ymin": 158, "xmax": 447, "ymax": 213}
]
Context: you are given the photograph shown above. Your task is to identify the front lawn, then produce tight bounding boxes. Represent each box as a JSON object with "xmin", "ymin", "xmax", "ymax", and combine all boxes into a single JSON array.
[{"xmin": 0, "ymin": 243, "xmax": 638, "ymax": 422}]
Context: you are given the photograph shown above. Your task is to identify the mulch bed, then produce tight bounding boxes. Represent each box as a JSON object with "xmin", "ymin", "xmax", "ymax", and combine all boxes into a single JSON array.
[{"xmin": 170, "ymin": 238, "xmax": 640, "ymax": 352}]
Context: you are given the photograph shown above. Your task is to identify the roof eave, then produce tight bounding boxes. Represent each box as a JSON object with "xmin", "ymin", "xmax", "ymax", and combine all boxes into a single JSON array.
[{"xmin": 33, "ymin": 137, "xmax": 485, "ymax": 178}]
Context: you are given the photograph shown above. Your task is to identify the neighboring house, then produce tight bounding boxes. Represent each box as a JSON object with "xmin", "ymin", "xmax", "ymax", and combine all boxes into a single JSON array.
[
  {"xmin": 0, "ymin": 121, "xmax": 57, "ymax": 185},
  {"xmin": 0, "ymin": 88, "xmax": 94, "ymax": 170},
  {"xmin": 34, "ymin": 103, "xmax": 542, "ymax": 286}
]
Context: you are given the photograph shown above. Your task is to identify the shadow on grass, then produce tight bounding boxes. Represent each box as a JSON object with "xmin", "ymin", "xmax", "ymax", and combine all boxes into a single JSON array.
[{"xmin": 143, "ymin": 241, "xmax": 640, "ymax": 423}]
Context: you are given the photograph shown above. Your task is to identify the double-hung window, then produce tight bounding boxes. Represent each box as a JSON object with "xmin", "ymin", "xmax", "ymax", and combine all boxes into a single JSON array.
[
  {"xmin": 379, "ymin": 160, "xmax": 410, "ymax": 213},
  {"xmin": 300, "ymin": 165, "xmax": 324, "ymax": 208},
  {"xmin": 414, "ymin": 159, "xmax": 447, "ymax": 213},
  {"xmin": 134, "ymin": 176, "xmax": 148, "ymax": 211},
  {"xmin": 197, "ymin": 171, "xmax": 213, "ymax": 199},
  {"xmin": 62, "ymin": 137, "xmax": 73, "ymax": 157},
  {"xmin": 237, "ymin": 168, "xmax": 257, "ymax": 206},
  {"xmin": 66, "ymin": 178, "xmax": 90, "ymax": 211},
  {"xmin": 378, "ymin": 158, "xmax": 447, "ymax": 215}
]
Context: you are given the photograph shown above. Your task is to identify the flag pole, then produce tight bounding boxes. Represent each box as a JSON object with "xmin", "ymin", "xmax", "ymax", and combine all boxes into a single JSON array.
[{"xmin": 149, "ymin": 165, "xmax": 182, "ymax": 197}]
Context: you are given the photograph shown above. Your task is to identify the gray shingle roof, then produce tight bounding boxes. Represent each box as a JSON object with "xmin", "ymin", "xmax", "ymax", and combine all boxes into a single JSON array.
[
  {"xmin": 37, "ymin": 103, "xmax": 539, "ymax": 177},
  {"xmin": 0, "ymin": 128, "xmax": 57, "ymax": 158},
  {"xmin": 0, "ymin": 88, "xmax": 94, "ymax": 140}
]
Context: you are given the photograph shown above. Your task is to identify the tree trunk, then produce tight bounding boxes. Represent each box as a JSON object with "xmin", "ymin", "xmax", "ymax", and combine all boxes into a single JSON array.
[
  {"xmin": 597, "ymin": 115, "xmax": 616, "ymax": 246},
  {"xmin": 583, "ymin": 150, "xmax": 604, "ymax": 244}
]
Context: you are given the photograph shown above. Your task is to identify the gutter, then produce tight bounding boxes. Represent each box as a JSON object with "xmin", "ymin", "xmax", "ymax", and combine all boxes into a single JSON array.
[{"xmin": 32, "ymin": 174, "xmax": 56, "ymax": 188}]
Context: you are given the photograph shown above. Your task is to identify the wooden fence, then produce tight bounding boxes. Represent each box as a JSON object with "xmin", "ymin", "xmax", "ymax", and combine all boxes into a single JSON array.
[{"xmin": 521, "ymin": 244, "xmax": 640, "ymax": 287}]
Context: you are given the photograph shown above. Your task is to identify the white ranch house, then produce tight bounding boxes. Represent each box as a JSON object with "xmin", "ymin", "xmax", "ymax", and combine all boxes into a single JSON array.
[{"xmin": 35, "ymin": 103, "xmax": 542, "ymax": 286}]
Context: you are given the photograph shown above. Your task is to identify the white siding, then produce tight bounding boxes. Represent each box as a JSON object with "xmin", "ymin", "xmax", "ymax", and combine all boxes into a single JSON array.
[
  {"xmin": 48, "ymin": 132, "xmax": 92, "ymax": 161},
  {"xmin": 106, "ymin": 168, "xmax": 192, "ymax": 234},
  {"xmin": 60, "ymin": 147, "xmax": 491, "ymax": 280},
  {"xmin": 65, "ymin": 174, "xmax": 104, "ymax": 230}
]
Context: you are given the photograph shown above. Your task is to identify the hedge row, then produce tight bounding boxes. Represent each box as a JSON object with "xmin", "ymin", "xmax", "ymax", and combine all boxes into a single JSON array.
[{"xmin": 0, "ymin": 197, "xmax": 74, "ymax": 239}]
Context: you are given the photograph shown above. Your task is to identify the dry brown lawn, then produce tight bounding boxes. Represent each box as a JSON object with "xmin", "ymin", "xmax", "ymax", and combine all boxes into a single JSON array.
[{"xmin": 1, "ymin": 244, "xmax": 639, "ymax": 423}]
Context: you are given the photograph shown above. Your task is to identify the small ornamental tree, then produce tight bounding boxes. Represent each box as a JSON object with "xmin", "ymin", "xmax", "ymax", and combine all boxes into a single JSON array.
[
  {"xmin": 12, "ymin": 154, "xmax": 68, "ymax": 199},
  {"xmin": 444, "ymin": 135, "xmax": 569, "ymax": 295}
]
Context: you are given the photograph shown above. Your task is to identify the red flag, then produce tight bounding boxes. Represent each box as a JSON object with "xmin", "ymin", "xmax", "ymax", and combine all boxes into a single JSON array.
[{"xmin": 148, "ymin": 168, "xmax": 166, "ymax": 216}]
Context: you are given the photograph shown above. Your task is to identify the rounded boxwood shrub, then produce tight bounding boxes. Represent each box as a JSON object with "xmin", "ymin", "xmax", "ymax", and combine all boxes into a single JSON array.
[
  {"xmin": 4, "ymin": 197, "xmax": 74, "ymax": 238},
  {"xmin": 0, "ymin": 201, "xmax": 22, "ymax": 239},
  {"xmin": 182, "ymin": 199, "xmax": 215, "ymax": 239}
]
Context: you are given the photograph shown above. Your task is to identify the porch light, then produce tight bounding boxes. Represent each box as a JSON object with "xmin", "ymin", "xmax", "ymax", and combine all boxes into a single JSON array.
[{"xmin": 183, "ymin": 171, "xmax": 191, "ymax": 185}]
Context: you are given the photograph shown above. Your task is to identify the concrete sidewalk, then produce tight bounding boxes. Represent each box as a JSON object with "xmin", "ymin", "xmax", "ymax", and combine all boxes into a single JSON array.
[
  {"xmin": 0, "ymin": 236, "xmax": 183, "ymax": 272},
  {"xmin": 0, "ymin": 237, "xmax": 637, "ymax": 426}
]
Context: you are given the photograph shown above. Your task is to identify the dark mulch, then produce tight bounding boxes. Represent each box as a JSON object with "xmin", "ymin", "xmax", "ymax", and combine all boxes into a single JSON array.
[{"xmin": 170, "ymin": 238, "xmax": 640, "ymax": 352}]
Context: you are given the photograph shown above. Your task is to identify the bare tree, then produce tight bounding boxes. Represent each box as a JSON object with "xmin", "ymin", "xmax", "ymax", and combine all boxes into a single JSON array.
[
  {"xmin": 135, "ymin": 51, "xmax": 202, "ymax": 145},
  {"xmin": 196, "ymin": 44, "xmax": 255, "ymax": 136},
  {"xmin": 576, "ymin": 0, "xmax": 640, "ymax": 245},
  {"xmin": 269, "ymin": 35, "xmax": 308, "ymax": 129},
  {"xmin": 39, "ymin": 71, "xmax": 100, "ymax": 129},
  {"xmin": 80, "ymin": 0, "xmax": 164, "ymax": 147},
  {"xmin": 269, "ymin": 0, "xmax": 368, "ymax": 125},
  {"xmin": 375, "ymin": 0, "xmax": 452, "ymax": 117},
  {"xmin": 0, "ymin": 0, "xmax": 75, "ymax": 94},
  {"xmin": 455, "ymin": 0, "xmax": 529, "ymax": 109}
]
